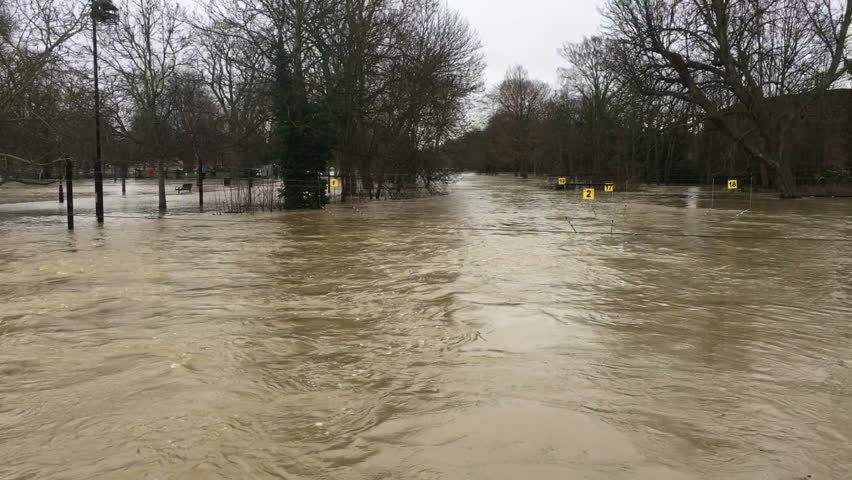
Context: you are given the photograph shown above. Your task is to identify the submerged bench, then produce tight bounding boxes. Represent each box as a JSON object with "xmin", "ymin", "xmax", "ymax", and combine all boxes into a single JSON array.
[{"xmin": 175, "ymin": 183, "xmax": 193, "ymax": 194}]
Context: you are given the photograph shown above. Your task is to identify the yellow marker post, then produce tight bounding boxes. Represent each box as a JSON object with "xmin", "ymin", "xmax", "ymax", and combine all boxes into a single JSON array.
[
  {"xmin": 727, "ymin": 179, "xmax": 738, "ymax": 190},
  {"xmin": 604, "ymin": 183, "xmax": 614, "ymax": 192},
  {"xmin": 330, "ymin": 178, "xmax": 339, "ymax": 188},
  {"xmin": 582, "ymin": 188, "xmax": 595, "ymax": 200},
  {"xmin": 558, "ymin": 177, "xmax": 566, "ymax": 186}
]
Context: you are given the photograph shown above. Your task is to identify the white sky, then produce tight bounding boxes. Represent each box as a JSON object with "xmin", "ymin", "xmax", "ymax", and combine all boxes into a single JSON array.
[{"xmin": 448, "ymin": 0, "xmax": 607, "ymax": 88}]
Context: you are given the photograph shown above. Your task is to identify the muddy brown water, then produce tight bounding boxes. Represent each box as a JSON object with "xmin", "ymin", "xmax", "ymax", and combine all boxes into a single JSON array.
[{"xmin": 1, "ymin": 176, "xmax": 850, "ymax": 479}]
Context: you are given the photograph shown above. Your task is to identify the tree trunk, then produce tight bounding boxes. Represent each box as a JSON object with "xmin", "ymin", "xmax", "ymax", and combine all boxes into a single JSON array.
[
  {"xmin": 775, "ymin": 161, "xmax": 797, "ymax": 198},
  {"xmin": 158, "ymin": 159, "xmax": 167, "ymax": 210},
  {"xmin": 762, "ymin": 140, "xmax": 797, "ymax": 198},
  {"xmin": 341, "ymin": 167, "xmax": 353, "ymax": 203}
]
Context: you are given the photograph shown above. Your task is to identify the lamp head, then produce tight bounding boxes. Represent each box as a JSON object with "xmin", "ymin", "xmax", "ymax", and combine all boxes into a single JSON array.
[{"xmin": 92, "ymin": 0, "xmax": 119, "ymax": 24}]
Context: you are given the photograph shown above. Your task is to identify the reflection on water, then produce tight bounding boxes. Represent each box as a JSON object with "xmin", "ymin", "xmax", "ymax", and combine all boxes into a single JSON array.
[
  {"xmin": 686, "ymin": 185, "xmax": 700, "ymax": 209},
  {"xmin": 1, "ymin": 176, "xmax": 850, "ymax": 479}
]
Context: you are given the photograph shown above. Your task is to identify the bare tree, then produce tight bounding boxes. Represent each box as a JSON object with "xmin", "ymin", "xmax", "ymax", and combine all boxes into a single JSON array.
[
  {"xmin": 169, "ymin": 71, "xmax": 223, "ymax": 207},
  {"xmin": 316, "ymin": 0, "xmax": 416, "ymax": 200},
  {"xmin": 101, "ymin": 0, "xmax": 189, "ymax": 210},
  {"xmin": 366, "ymin": 3, "xmax": 483, "ymax": 195},
  {"xmin": 605, "ymin": 0, "xmax": 852, "ymax": 197},
  {"xmin": 195, "ymin": 24, "xmax": 272, "ymax": 177},
  {"xmin": 0, "ymin": 0, "xmax": 86, "ymax": 184},
  {"xmin": 0, "ymin": 0, "xmax": 84, "ymax": 118},
  {"xmin": 559, "ymin": 36, "xmax": 622, "ymax": 176},
  {"xmin": 199, "ymin": 0, "xmax": 484, "ymax": 204},
  {"xmin": 487, "ymin": 65, "xmax": 550, "ymax": 177}
]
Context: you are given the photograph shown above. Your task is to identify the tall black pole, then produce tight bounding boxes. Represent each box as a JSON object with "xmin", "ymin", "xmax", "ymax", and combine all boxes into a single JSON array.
[
  {"xmin": 92, "ymin": 5, "xmax": 104, "ymax": 224},
  {"xmin": 65, "ymin": 157, "xmax": 74, "ymax": 230},
  {"xmin": 197, "ymin": 155, "xmax": 204, "ymax": 210}
]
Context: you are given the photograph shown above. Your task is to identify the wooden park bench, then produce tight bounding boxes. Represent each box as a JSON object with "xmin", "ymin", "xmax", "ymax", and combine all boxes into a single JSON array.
[{"xmin": 175, "ymin": 183, "xmax": 193, "ymax": 194}]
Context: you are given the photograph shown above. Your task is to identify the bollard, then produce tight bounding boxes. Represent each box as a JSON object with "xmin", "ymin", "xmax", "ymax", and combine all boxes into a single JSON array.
[
  {"xmin": 197, "ymin": 159, "xmax": 204, "ymax": 210},
  {"xmin": 65, "ymin": 157, "xmax": 74, "ymax": 230}
]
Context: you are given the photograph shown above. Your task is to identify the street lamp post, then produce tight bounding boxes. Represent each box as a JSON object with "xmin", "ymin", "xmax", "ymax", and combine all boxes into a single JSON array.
[{"xmin": 91, "ymin": 0, "xmax": 118, "ymax": 224}]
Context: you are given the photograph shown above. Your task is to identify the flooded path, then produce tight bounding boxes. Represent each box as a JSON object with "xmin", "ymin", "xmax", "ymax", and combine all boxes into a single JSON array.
[{"xmin": 1, "ymin": 176, "xmax": 850, "ymax": 479}]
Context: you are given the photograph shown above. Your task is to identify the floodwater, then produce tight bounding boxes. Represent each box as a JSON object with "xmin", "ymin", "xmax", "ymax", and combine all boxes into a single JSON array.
[{"xmin": 1, "ymin": 176, "xmax": 850, "ymax": 479}]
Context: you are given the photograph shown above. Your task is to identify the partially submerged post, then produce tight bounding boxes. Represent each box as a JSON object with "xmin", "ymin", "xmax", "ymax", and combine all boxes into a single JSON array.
[
  {"xmin": 197, "ymin": 157, "xmax": 204, "ymax": 210},
  {"xmin": 710, "ymin": 177, "xmax": 715, "ymax": 210},
  {"xmin": 247, "ymin": 177, "xmax": 253, "ymax": 209},
  {"xmin": 65, "ymin": 156, "xmax": 74, "ymax": 230}
]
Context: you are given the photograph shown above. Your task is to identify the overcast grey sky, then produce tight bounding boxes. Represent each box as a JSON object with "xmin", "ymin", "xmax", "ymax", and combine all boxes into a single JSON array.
[{"xmin": 449, "ymin": 0, "xmax": 607, "ymax": 88}]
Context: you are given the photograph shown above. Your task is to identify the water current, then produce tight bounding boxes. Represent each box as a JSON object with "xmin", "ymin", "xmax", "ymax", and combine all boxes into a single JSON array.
[{"xmin": 1, "ymin": 175, "xmax": 850, "ymax": 479}]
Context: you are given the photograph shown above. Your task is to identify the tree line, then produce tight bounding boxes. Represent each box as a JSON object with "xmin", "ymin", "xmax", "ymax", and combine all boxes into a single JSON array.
[
  {"xmin": 447, "ymin": 0, "xmax": 851, "ymax": 197},
  {"xmin": 0, "ymin": 0, "xmax": 484, "ymax": 208}
]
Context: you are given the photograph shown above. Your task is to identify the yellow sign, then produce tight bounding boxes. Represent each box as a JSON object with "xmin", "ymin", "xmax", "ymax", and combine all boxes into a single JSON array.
[
  {"xmin": 604, "ymin": 183, "xmax": 614, "ymax": 192},
  {"xmin": 558, "ymin": 177, "xmax": 566, "ymax": 185},
  {"xmin": 330, "ymin": 178, "xmax": 339, "ymax": 188},
  {"xmin": 582, "ymin": 188, "xmax": 595, "ymax": 200},
  {"xmin": 727, "ymin": 179, "xmax": 738, "ymax": 190}
]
